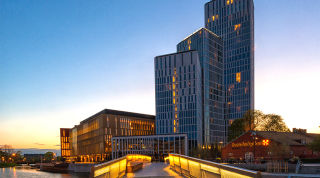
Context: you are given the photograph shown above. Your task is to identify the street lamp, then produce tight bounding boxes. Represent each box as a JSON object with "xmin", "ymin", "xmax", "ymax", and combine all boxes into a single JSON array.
[{"xmin": 251, "ymin": 131, "xmax": 257, "ymax": 162}]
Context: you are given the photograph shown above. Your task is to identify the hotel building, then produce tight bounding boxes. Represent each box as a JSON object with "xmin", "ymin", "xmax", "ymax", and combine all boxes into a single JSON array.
[
  {"xmin": 205, "ymin": 0, "xmax": 255, "ymax": 123},
  {"xmin": 155, "ymin": 50, "xmax": 202, "ymax": 148},
  {"xmin": 155, "ymin": 28, "xmax": 225, "ymax": 147},
  {"xmin": 60, "ymin": 109, "xmax": 155, "ymax": 162},
  {"xmin": 155, "ymin": 0, "xmax": 255, "ymax": 148}
]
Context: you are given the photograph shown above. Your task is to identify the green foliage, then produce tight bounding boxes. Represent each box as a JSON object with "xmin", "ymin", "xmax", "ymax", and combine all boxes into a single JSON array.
[
  {"xmin": 189, "ymin": 143, "xmax": 222, "ymax": 161},
  {"xmin": 0, "ymin": 162, "xmax": 17, "ymax": 168},
  {"xmin": 228, "ymin": 118, "xmax": 245, "ymax": 141},
  {"xmin": 308, "ymin": 135, "xmax": 320, "ymax": 152},
  {"xmin": 44, "ymin": 152, "xmax": 54, "ymax": 162},
  {"xmin": 228, "ymin": 110, "xmax": 290, "ymax": 141},
  {"xmin": 263, "ymin": 114, "xmax": 290, "ymax": 132}
]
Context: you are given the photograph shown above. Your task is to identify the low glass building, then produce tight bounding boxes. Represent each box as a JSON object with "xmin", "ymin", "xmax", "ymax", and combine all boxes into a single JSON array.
[
  {"xmin": 111, "ymin": 134, "xmax": 188, "ymax": 161},
  {"xmin": 60, "ymin": 109, "xmax": 155, "ymax": 162}
]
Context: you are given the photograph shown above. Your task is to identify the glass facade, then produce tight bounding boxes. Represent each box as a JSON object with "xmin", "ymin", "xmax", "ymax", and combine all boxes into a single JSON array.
[
  {"xmin": 60, "ymin": 109, "xmax": 155, "ymax": 162},
  {"xmin": 60, "ymin": 128, "xmax": 71, "ymax": 158},
  {"xmin": 177, "ymin": 28, "xmax": 225, "ymax": 145},
  {"xmin": 205, "ymin": 0, "xmax": 254, "ymax": 122},
  {"xmin": 155, "ymin": 51, "xmax": 202, "ymax": 148},
  {"xmin": 155, "ymin": 28, "xmax": 225, "ymax": 147},
  {"xmin": 112, "ymin": 134, "xmax": 188, "ymax": 160}
]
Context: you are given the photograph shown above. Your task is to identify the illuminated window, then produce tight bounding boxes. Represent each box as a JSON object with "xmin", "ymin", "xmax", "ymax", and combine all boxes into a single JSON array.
[
  {"xmin": 187, "ymin": 39, "xmax": 191, "ymax": 50},
  {"xmin": 234, "ymin": 24, "xmax": 241, "ymax": 31},
  {"xmin": 236, "ymin": 72, "xmax": 241, "ymax": 83},
  {"xmin": 212, "ymin": 16, "xmax": 215, "ymax": 22}
]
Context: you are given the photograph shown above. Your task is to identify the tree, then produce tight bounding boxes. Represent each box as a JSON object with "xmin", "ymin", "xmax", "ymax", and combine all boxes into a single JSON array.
[
  {"xmin": 44, "ymin": 152, "xmax": 54, "ymax": 162},
  {"xmin": 1, "ymin": 145, "xmax": 14, "ymax": 154},
  {"xmin": 228, "ymin": 110, "xmax": 290, "ymax": 141},
  {"xmin": 242, "ymin": 110, "xmax": 265, "ymax": 131},
  {"xmin": 308, "ymin": 136, "xmax": 320, "ymax": 152},
  {"xmin": 189, "ymin": 144, "xmax": 222, "ymax": 161},
  {"xmin": 14, "ymin": 151, "xmax": 23, "ymax": 162},
  {"xmin": 263, "ymin": 114, "xmax": 290, "ymax": 132},
  {"xmin": 228, "ymin": 118, "xmax": 245, "ymax": 141}
]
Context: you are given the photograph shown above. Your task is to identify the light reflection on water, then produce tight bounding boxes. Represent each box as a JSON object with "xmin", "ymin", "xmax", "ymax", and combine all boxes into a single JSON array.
[{"xmin": 0, "ymin": 167, "xmax": 89, "ymax": 178}]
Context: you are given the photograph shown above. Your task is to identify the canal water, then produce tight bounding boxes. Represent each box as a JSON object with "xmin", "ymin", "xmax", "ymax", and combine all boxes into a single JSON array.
[{"xmin": 0, "ymin": 167, "xmax": 89, "ymax": 178}]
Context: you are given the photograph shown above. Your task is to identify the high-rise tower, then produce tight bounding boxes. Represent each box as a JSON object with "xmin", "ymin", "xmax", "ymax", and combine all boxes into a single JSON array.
[
  {"xmin": 155, "ymin": 50, "xmax": 203, "ymax": 148},
  {"xmin": 155, "ymin": 28, "xmax": 224, "ymax": 147},
  {"xmin": 205, "ymin": 0, "xmax": 254, "ymax": 123},
  {"xmin": 177, "ymin": 28, "xmax": 225, "ymax": 145}
]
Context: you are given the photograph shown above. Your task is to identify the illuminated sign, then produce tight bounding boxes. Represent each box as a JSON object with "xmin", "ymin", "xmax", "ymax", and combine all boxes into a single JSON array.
[
  {"xmin": 262, "ymin": 139, "xmax": 270, "ymax": 146},
  {"xmin": 231, "ymin": 139, "xmax": 270, "ymax": 148}
]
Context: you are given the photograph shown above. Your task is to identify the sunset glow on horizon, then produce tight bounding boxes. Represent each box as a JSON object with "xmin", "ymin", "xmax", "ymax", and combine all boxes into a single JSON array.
[{"xmin": 1, "ymin": 0, "xmax": 319, "ymax": 149}]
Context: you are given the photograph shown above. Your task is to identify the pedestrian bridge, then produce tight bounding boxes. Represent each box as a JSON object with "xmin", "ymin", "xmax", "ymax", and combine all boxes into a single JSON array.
[{"xmin": 90, "ymin": 154, "xmax": 260, "ymax": 178}]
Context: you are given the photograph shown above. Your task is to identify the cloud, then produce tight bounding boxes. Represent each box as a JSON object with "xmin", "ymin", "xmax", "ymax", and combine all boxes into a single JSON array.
[{"xmin": 34, "ymin": 143, "xmax": 45, "ymax": 146}]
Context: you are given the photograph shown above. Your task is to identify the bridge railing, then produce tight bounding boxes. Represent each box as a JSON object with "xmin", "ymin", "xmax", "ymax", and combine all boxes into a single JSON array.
[
  {"xmin": 91, "ymin": 154, "xmax": 151, "ymax": 178},
  {"xmin": 169, "ymin": 153, "xmax": 261, "ymax": 178}
]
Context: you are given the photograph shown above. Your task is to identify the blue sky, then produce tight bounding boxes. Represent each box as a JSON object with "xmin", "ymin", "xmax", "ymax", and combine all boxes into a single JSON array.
[{"xmin": 0, "ymin": 0, "xmax": 320, "ymax": 149}]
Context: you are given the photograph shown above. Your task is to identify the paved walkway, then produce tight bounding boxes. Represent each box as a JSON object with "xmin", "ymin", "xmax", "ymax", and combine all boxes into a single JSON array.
[{"xmin": 125, "ymin": 162, "xmax": 183, "ymax": 178}]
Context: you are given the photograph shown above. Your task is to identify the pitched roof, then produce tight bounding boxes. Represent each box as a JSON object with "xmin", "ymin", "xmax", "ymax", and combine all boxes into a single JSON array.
[{"xmin": 256, "ymin": 131, "xmax": 319, "ymax": 146}]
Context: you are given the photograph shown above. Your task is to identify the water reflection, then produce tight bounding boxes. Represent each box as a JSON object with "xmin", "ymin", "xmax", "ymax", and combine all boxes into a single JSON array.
[
  {"xmin": 13, "ymin": 167, "xmax": 16, "ymax": 178},
  {"xmin": 0, "ymin": 167, "xmax": 89, "ymax": 178}
]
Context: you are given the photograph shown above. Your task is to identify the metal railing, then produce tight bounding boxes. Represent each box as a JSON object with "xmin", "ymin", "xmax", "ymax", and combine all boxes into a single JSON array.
[
  {"xmin": 169, "ymin": 153, "xmax": 261, "ymax": 178},
  {"xmin": 91, "ymin": 154, "xmax": 151, "ymax": 178}
]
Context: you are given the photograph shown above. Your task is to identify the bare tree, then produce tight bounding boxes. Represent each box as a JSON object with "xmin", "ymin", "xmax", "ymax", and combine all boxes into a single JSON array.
[{"xmin": 2, "ymin": 145, "xmax": 14, "ymax": 154}]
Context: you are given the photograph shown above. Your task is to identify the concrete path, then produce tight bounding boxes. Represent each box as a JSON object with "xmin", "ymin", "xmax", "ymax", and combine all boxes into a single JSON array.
[{"xmin": 125, "ymin": 162, "xmax": 183, "ymax": 178}]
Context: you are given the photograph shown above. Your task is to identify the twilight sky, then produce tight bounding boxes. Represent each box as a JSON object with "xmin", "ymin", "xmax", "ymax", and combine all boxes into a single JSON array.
[{"xmin": 0, "ymin": 0, "xmax": 319, "ymax": 149}]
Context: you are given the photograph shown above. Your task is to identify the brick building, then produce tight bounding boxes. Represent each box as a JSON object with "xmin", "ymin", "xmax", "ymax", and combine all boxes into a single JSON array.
[{"xmin": 222, "ymin": 130, "xmax": 320, "ymax": 161}]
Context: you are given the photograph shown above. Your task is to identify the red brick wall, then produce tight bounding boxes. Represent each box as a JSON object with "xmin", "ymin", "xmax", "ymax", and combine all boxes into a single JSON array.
[
  {"xmin": 222, "ymin": 132, "xmax": 269, "ymax": 160},
  {"xmin": 290, "ymin": 145, "xmax": 320, "ymax": 159},
  {"xmin": 222, "ymin": 132, "xmax": 320, "ymax": 160}
]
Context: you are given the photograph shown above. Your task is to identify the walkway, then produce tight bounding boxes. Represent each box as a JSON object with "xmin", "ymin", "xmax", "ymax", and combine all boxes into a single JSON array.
[{"xmin": 125, "ymin": 162, "xmax": 182, "ymax": 178}]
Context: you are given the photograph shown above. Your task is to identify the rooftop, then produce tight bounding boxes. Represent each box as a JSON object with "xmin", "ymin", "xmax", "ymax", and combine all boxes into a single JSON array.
[
  {"xmin": 154, "ymin": 50, "xmax": 197, "ymax": 58},
  {"xmin": 179, "ymin": 27, "xmax": 221, "ymax": 42},
  {"xmin": 80, "ymin": 109, "xmax": 155, "ymax": 124},
  {"xmin": 256, "ymin": 131, "xmax": 319, "ymax": 146}
]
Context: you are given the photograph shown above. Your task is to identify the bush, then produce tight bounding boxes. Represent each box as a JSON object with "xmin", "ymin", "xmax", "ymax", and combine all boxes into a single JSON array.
[{"xmin": 0, "ymin": 163, "xmax": 17, "ymax": 168}]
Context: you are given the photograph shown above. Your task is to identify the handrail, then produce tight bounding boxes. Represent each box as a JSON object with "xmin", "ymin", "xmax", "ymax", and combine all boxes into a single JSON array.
[
  {"xmin": 169, "ymin": 153, "xmax": 261, "ymax": 178},
  {"xmin": 91, "ymin": 154, "xmax": 152, "ymax": 178},
  {"xmin": 91, "ymin": 156, "xmax": 127, "ymax": 178}
]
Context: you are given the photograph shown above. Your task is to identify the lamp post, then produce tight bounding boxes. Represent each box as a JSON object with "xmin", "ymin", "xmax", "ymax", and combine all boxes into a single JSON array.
[{"xmin": 251, "ymin": 131, "xmax": 257, "ymax": 162}]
